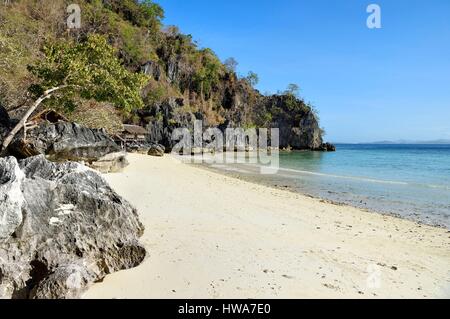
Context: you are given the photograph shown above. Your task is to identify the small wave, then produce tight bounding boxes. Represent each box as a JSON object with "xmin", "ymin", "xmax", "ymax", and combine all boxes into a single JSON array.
[
  {"xmin": 244, "ymin": 164, "xmax": 450, "ymax": 191},
  {"xmin": 408, "ymin": 182, "xmax": 450, "ymax": 191},
  {"xmin": 274, "ymin": 166, "xmax": 410, "ymax": 184}
]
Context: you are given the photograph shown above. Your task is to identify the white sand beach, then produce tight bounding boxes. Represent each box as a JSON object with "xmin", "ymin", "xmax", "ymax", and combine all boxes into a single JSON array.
[{"xmin": 83, "ymin": 153, "xmax": 450, "ymax": 299}]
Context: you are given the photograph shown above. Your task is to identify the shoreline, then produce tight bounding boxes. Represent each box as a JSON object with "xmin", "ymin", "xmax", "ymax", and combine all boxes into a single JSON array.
[
  {"xmin": 84, "ymin": 153, "xmax": 450, "ymax": 299},
  {"xmin": 190, "ymin": 155, "xmax": 450, "ymax": 231},
  {"xmin": 196, "ymin": 162, "xmax": 449, "ymax": 230}
]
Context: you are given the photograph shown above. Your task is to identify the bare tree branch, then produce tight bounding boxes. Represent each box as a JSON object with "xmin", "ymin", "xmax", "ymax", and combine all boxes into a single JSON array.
[{"xmin": 0, "ymin": 86, "xmax": 69, "ymax": 154}]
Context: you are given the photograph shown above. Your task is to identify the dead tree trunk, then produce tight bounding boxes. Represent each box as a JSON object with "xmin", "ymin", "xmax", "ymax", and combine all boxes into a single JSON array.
[{"xmin": 0, "ymin": 87, "xmax": 65, "ymax": 155}]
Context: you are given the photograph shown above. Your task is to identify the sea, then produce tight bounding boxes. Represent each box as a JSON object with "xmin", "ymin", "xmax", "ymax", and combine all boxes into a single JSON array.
[{"xmin": 197, "ymin": 144, "xmax": 450, "ymax": 228}]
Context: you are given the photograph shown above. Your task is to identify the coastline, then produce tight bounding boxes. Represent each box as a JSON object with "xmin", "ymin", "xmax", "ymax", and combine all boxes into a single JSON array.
[
  {"xmin": 83, "ymin": 153, "xmax": 450, "ymax": 299},
  {"xmin": 196, "ymin": 159, "xmax": 450, "ymax": 230}
]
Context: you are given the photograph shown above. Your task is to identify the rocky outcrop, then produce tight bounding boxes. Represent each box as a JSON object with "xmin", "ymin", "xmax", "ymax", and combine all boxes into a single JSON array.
[
  {"xmin": 139, "ymin": 97, "xmax": 197, "ymax": 151},
  {"xmin": 8, "ymin": 122, "xmax": 121, "ymax": 162},
  {"xmin": 0, "ymin": 157, "xmax": 24, "ymax": 239},
  {"xmin": 142, "ymin": 60, "xmax": 162, "ymax": 81},
  {"xmin": 318, "ymin": 143, "xmax": 336, "ymax": 152},
  {"xmin": 136, "ymin": 69, "xmax": 334, "ymax": 151},
  {"xmin": 289, "ymin": 111, "xmax": 323, "ymax": 150},
  {"xmin": 88, "ymin": 152, "xmax": 129, "ymax": 173},
  {"xmin": 0, "ymin": 156, "xmax": 145, "ymax": 299},
  {"xmin": 257, "ymin": 95, "xmax": 326, "ymax": 150}
]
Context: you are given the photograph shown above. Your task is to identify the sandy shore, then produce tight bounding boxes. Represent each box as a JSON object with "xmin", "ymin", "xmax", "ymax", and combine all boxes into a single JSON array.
[{"xmin": 83, "ymin": 154, "xmax": 450, "ymax": 299}]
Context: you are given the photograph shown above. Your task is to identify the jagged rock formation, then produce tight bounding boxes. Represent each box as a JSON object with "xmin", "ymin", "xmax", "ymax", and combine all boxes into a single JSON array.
[
  {"xmin": 138, "ymin": 52, "xmax": 334, "ymax": 151},
  {"xmin": 318, "ymin": 143, "xmax": 336, "ymax": 152},
  {"xmin": 138, "ymin": 86, "xmax": 330, "ymax": 151},
  {"xmin": 9, "ymin": 122, "xmax": 120, "ymax": 161},
  {"xmin": 1, "ymin": 118, "xmax": 127, "ymax": 173},
  {"xmin": 6, "ymin": 121, "xmax": 128, "ymax": 172},
  {"xmin": 0, "ymin": 155, "xmax": 145, "ymax": 299},
  {"xmin": 142, "ymin": 60, "xmax": 162, "ymax": 81},
  {"xmin": 0, "ymin": 157, "xmax": 24, "ymax": 240},
  {"xmin": 140, "ymin": 98, "xmax": 197, "ymax": 150}
]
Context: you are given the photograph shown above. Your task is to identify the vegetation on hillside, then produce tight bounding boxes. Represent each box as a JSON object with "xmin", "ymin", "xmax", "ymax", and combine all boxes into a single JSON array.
[
  {"xmin": 1, "ymin": 33, "xmax": 148, "ymax": 151},
  {"xmin": 0, "ymin": 0, "xmax": 318, "ymax": 139}
]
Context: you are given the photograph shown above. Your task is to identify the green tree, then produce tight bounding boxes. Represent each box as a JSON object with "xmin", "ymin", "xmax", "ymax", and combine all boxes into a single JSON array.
[
  {"xmin": 139, "ymin": 0, "xmax": 165, "ymax": 28},
  {"xmin": 1, "ymin": 34, "xmax": 149, "ymax": 152},
  {"xmin": 105, "ymin": 0, "xmax": 164, "ymax": 29}
]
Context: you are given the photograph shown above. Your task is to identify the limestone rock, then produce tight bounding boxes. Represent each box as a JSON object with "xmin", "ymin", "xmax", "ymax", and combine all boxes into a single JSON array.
[
  {"xmin": 0, "ymin": 155, "xmax": 145, "ymax": 299},
  {"xmin": 318, "ymin": 143, "xmax": 336, "ymax": 152},
  {"xmin": 9, "ymin": 122, "xmax": 120, "ymax": 162},
  {"xmin": 0, "ymin": 157, "xmax": 24, "ymax": 239},
  {"xmin": 142, "ymin": 60, "xmax": 162, "ymax": 81},
  {"xmin": 89, "ymin": 152, "xmax": 129, "ymax": 173}
]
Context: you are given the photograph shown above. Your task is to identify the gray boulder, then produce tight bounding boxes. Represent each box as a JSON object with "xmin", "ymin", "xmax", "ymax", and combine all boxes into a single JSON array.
[
  {"xmin": 89, "ymin": 152, "xmax": 129, "ymax": 173},
  {"xmin": 317, "ymin": 142, "xmax": 336, "ymax": 152},
  {"xmin": 9, "ymin": 122, "xmax": 120, "ymax": 162},
  {"xmin": 127, "ymin": 143, "xmax": 151, "ymax": 155},
  {"xmin": 0, "ymin": 155, "xmax": 145, "ymax": 299},
  {"xmin": 148, "ymin": 144, "xmax": 165, "ymax": 157}
]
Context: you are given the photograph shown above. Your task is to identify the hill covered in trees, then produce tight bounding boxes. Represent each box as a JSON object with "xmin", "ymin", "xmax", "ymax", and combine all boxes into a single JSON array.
[{"xmin": 0, "ymin": 0, "xmax": 332, "ymax": 150}]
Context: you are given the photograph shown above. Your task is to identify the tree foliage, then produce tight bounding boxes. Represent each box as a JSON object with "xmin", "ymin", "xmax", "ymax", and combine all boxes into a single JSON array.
[
  {"xmin": 28, "ymin": 34, "xmax": 149, "ymax": 113},
  {"xmin": 103, "ymin": 0, "xmax": 164, "ymax": 30},
  {"xmin": 192, "ymin": 49, "xmax": 223, "ymax": 99}
]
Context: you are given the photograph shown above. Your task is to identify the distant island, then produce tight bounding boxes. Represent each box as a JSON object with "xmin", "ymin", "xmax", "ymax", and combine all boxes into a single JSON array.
[{"xmin": 365, "ymin": 139, "xmax": 450, "ymax": 145}]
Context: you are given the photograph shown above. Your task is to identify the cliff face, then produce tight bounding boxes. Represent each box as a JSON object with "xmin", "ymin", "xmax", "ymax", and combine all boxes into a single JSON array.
[{"xmin": 139, "ymin": 59, "xmax": 327, "ymax": 151}]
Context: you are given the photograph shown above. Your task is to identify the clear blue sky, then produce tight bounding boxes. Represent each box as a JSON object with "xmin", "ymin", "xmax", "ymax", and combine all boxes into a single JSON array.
[{"xmin": 157, "ymin": 0, "xmax": 450, "ymax": 143}]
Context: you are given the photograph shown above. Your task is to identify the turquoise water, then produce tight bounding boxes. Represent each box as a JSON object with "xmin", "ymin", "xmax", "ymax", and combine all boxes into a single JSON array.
[{"xmin": 203, "ymin": 144, "xmax": 450, "ymax": 228}]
